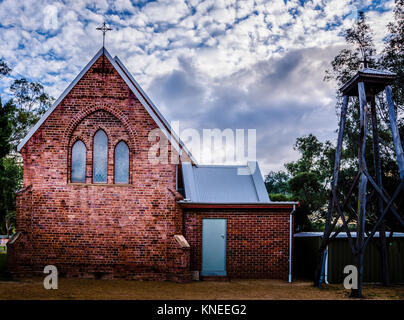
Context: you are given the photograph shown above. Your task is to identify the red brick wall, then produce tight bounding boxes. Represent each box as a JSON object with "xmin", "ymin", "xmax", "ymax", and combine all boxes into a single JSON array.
[
  {"xmin": 184, "ymin": 209, "xmax": 292, "ymax": 280},
  {"xmin": 8, "ymin": 54, "xmax": 188, "ymax": 280}
]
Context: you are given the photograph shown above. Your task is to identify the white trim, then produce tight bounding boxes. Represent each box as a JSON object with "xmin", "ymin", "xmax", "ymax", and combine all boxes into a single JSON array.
[
  {"xmin": 248, "ymin": 161, "xmax": 270, "ymax": 203},
  {"xmin": 181, "ymin": 162, "xmax": 198, "ymax": 201}
]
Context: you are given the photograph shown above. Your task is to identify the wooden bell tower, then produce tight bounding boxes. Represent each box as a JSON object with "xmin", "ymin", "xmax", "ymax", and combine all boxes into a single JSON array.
[{"xmin": 315, "ymin": 67, "xmax": 404, "ymax": 297}]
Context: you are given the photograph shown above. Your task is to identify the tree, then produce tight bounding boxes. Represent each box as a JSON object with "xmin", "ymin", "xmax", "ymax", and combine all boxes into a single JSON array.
[
  {"xmin": 289, "ymin": 172, "xmax": 324, "ymax": 232},
  {"xmin": 9, "ymin": 78, "xmax": 54, "ymax": 149},
  {"xmin": 0, "ymin": 58, "xmax": 53, "ymax": 236},
  {"xmin": 324, "ymin": 11, "xmax": 376, "ymax": 85},
  {"xmin": 285, "ymin": 134, "xmax": 334, "ymax": 231},
  {"xmin": 0, "ymin": 157, "xmax": 22, "ymax": 236},
  {"xmin": 265, "ymin": 170, "xmax": 291, "ymax": 195},
  {"xmin": 264, "ymin": 134, "xmax": 335, "ymax": 231},
  {"xmin": 318, "ymin": 8, "xmax": 404, "ymax": 289},
  {"xmin": 0, "ymin": 98, "xmax": 21, "ymax": 236},
  {"xmin": 0, "ymin": 98, "xmax": 13, "ymax": 160},
  {"xmin": 264, "ymin": 134, "xmax": 338, "ymax": 231},
  {"xmin": 0, "ymin": 59, "xmax": 11, "ymax": 78},
  {"xmin": 381, "ymin": 0, "xmax": 404, "ymax": 109}
]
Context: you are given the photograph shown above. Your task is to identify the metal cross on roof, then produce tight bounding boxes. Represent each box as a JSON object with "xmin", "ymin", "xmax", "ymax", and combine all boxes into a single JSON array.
[
  {"xmin": 96, "ymin": 21, "xmax": 113, "ymax": 48},
  {"xmin": 359, "ymin": 46, "xmax": 369, "ymax": 69},
  {"xmin": 360, "ymin": 55, "xmax": 369, "ymax": 69}
]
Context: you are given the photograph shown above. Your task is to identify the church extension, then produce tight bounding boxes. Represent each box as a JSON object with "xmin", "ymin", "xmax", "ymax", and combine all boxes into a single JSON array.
[{"xmin": 7, "ymin": 47, "xmax": 298, "ymax": 281}]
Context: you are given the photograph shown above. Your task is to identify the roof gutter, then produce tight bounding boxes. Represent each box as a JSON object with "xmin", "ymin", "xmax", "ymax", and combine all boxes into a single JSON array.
[{"xmin": 178, "ymin": 202, "xmax": 299, "ymax": 209}]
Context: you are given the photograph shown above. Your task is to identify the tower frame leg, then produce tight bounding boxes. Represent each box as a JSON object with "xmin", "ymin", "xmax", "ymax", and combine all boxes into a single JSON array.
[
  {"xmin": 314, "ymin": 96, "xmax": 349, "ymax": 287},
  {"xmin": 351, "ymin": 82, "xmax": 368, "ymax": 298},
  {"xmin": 370, "ymin": 95, "xmax": 390, "ymax": 287}
]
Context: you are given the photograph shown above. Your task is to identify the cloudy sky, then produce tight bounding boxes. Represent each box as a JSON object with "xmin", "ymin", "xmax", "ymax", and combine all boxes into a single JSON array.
[{"xmin": 0, "ymin": 0, "xmax": 395, "ymax": 175}]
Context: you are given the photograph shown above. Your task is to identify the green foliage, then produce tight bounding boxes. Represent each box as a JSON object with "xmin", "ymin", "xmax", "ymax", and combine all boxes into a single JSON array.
[
  {"xmin": 0, "ymin": 98, "xmax": 23, "ymax": 236},
  {"xmin": 266, "ymin": 5, "xmax": 404, "ymax": 232},
  {"xmin": 265, "ymin": 135, "xmax": 334, "ymax": 231},
  {"xmin": 265, "ymin": 171, "xmax": 291, "ymax": 195},
  {"xmin": 324, "ymin": 11, "xmax": 376, "ymax": 85},
  {"xmin": 0, "ymin": 98, "xmax": 13, "ymax": 159},
  {"xmin": 284, "ymin": 136, "xmax": 333, "ymax": 231},
  {"xmin": 0, "ymin": 60, "xmax": 52, "ymax": 235},
  {"xmin": 324, "ymin": 7, "xmax": 404, "ymax": 231},
  {"xmin": 381, "ymin": 0, "xmax": 404, "ymax": 109},
  {"xmin": 0, "ymin": 157, "xmax": 22, "ymax": 236},
  {"xmin": 0, "ymin": 59, "xmax": 11, "ymax": 78},
  {"xmin": 285, "ymin": 134, "xmax": 334, "ymax": 183},
  {"xmin": 9, "ymin": 78, "xmax": 54, "ymax": 149},
  {"xmin": 268, "ymin": 193, "xmax": 294, "ymax": 202}
]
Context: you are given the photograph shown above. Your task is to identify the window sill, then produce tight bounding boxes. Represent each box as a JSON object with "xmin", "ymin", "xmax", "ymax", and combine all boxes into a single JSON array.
[{"xmin": 68, "ymin": 183, "xmax": 132, "ymax": 187}]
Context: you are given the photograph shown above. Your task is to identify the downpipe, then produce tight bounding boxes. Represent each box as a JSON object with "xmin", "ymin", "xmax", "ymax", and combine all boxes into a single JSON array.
[
  {"xmin": 288, "ymin": 204, "xmax": 296, "ymax": 283},
  {"xmin": 324, "ymin": 246, "xmax": 329, "ymax": 284}
]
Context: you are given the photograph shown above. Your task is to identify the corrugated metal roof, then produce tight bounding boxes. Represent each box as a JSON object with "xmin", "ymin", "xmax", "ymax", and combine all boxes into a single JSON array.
[
  {"xmin": 181, "ymin": 161, "xmax": 270, "ymax": 203},
  {"xmin": 360, "ymin": 68, "xmax": 396, "ymax": 76},
  {"xmin": 294, "ymin": 232, "xmax": 404, "ymax": 238},
  {"xmin": 339, "ymin": 67, "xmax": 396, "ymax": 95}
]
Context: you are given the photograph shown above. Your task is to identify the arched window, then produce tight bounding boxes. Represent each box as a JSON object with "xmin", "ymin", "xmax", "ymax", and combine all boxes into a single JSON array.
[
  {"xmin": 71, "ymin": 140, "xmax": 86, "ymax": 183},
  {"xmin": 93, "ymin": 129, "xmax": 108, "ymax": 183},
  {"xmin": 114, "ymin": 141, "xmax": 129, "ymax": 184}
]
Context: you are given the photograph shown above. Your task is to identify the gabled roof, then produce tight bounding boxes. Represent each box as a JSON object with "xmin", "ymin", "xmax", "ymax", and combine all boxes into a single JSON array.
[
  {"xmin": 17, "ymin": 47, "xmax": 196, "ymax": 163},
  {"xmin": 180, "ymin": 161, "xmax": 271, "ymax": 204}
]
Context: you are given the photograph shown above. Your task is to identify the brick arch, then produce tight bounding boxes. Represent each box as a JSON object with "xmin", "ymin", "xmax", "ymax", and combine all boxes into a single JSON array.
[
  {"xmin": 89, "ymin": 125, "xmax": 113, "ymax": 145},
  {"xmin": 112, "ymin": 138, "xmax": 131, "ymax": 153},
  {"xmin": 69, "ymin": 135, "xmax": 89, "ymax": 150},
  {"xmin": 63, "ymin": 105, "xmax": 138, "ymax": 153},
  {"xmin": 67, "ymin": 136, "xmax": 89, "ymax": 184}
]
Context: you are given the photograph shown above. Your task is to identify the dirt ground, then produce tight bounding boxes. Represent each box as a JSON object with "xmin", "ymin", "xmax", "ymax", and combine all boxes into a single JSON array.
[{"xmin": 0, "ymin": 277, "xmax": 403, "ymax": 300}]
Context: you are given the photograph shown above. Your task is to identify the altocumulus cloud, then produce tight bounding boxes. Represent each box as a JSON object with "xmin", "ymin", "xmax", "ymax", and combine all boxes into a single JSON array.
[
  {"xmin": 148, "ymin": 46, "xmax": 342, "ymax": 173},
  {"xmin": 0, "ymin": 0, "xmax": 395, "ymax": 174}
]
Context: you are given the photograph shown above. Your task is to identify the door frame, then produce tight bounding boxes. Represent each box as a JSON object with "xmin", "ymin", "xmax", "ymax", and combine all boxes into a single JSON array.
[{"xmin": 201, "ymin": 218, "xmax": 227, "ymax": 276}]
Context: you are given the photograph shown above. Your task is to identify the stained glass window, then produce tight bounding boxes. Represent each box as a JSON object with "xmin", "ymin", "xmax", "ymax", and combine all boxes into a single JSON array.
[
  {"xmin": 71, "ymin": 140, "xmax": 86, "ymax": 183},
  {"xmin": 114, "ymin": 141, "xmax": 129, "ymax": 184},
  {"xmin": 93, "ymin": 130, "xmax": 108, "ymax": 183}
]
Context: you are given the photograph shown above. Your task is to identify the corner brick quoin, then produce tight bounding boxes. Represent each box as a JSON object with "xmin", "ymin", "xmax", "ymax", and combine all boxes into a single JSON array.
[{"xmin": 7, "ymin": 52, "xmax": 293, "ymax": 282}]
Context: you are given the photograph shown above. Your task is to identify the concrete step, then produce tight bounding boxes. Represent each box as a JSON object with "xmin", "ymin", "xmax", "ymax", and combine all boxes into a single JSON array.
[{"xmin": 201, "ymin": 276, "xmax": 229, "ymax": 281}]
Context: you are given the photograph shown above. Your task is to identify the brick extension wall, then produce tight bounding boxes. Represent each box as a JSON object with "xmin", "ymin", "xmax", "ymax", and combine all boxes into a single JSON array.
[
  {"xmin": 7, "ymin": 53, "xmax": 191, "ymax": 280},
  {"xmin": 184, "ymin": 209, "xmax": 293, "ymax": 280}
]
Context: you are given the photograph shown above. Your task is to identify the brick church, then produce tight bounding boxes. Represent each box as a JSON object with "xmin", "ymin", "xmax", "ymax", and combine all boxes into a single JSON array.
[{"xmin": 7, "ymin": 47, "xmax": 298, "ymax": 281}]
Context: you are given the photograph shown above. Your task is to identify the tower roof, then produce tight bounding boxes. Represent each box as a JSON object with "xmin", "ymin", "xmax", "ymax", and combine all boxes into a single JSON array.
[{"xmin": 339, "ymin": 68, "xmax": 396, "ymax": 97}]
